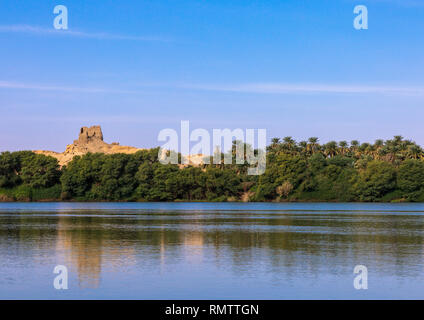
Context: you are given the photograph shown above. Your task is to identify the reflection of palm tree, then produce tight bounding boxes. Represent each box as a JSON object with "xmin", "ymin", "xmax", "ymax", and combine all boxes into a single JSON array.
[{"xmin": 56, "ymin": 216, "xmax": 103, "ymax": 289}]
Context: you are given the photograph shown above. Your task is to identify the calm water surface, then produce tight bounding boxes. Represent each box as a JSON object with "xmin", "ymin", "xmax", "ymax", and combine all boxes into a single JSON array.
[{"xmin": 1, "ymin": 202, "xmax": 424, "ymax": 299}]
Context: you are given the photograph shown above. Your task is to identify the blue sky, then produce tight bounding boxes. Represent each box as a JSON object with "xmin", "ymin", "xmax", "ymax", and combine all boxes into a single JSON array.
[{"xmin": 0, "ymin": 0, "xmax": 423, "ymax": 152}]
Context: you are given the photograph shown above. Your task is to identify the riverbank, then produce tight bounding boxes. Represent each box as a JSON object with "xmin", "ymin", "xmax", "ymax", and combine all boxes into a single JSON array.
[{"xmin": 2, "ymin": 135, "xmax": 424, "ymax": 203}]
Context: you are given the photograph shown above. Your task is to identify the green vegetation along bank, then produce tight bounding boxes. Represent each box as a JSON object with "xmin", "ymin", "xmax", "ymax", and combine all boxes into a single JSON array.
[{"xmin": 1, "ymin": 136, "xmax": 424, "ymax": 202}]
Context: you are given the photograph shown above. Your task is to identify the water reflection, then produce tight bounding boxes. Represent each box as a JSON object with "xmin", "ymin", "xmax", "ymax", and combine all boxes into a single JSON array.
[
  {"xmin": 0, "ymin": 205, "xmax": 424, "ymax": 298},
  {"xmin": 56, "ymin": 216, "xmax": 103, "ymax": 288}
]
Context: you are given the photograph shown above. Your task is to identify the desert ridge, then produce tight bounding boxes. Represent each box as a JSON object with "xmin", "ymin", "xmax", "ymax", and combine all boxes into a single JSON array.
[
  {"xmin": 34, "ymin": 125, "xmax": 142, "ymax": 167},
  {"xmin": 33, "ymin": 125, "xmax": 206, "ymax": 167}
]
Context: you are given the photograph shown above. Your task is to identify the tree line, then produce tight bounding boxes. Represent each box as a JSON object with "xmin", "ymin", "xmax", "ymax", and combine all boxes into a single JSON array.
[{"xmin": 1, "ymin": 135, "xmax": 424, "ymax": 202}]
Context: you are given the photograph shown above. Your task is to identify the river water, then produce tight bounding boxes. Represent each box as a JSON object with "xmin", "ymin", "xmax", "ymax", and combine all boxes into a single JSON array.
[{"xmin": 0, "ymin": 202, "xmax": 423, "ymax": 299}]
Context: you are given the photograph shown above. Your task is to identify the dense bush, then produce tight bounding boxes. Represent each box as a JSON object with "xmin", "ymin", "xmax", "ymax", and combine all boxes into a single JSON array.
[{"xmin": 1, "ymin": 135, "xmax": 424, "ymax": 202}]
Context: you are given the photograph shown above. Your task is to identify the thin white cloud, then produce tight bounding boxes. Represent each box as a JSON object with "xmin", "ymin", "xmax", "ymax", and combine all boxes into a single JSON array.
[
  {"xmin": 1, "ymin": 80, "xmax": 424, "ymax": 97},
  {"xmin": 0, "ymin": 81, "xmax": 138, "ymax": 94},
  {"xmin": 0, "ymin": 24, "xmax": 170, "ymax": 42},
  {"xmin": 365, "ymin": 0, "xmax": 424, "ymax": 7},
  {"xmin": 177, "ymin": 83, "xmax": 424, "ymax": 96}
]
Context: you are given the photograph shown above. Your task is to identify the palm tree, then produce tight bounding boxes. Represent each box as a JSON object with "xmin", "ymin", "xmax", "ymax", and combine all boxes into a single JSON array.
[
  {"xmin": 359, "ymin": 143, "xmax": 371, "ymax": 157},
  {"xmin": 271, "ymin": 137, "xmax": 281, "ymax": 145},
  {"xmin": 282, "ymin": 136, "xmax": 296, "ymax": 154},
  {"xmin": 373, "ymin": 139, "xmax": 384, "ymax": 159},
  {"xmin": 307, "ymin": 137, "xmax": 320, "ymax": 154},
  {"xmin": 383, "ymin": 138, "xmax": 400, "ymax": 163},
  {"xmin": 350, "ymin": 140, "xmax": 360, "ymax": 158},
  {"xmin": 407, "ymin": 144, "xmax": 423, "ymax": 160},
  {"xmin": 324, "ymin": 141, "xmax": 338, "ymax": 158},
  {"xmin": 338, "ymin": 141, "xmax": 348, "ymax": 155},
  {"xmin": 268, "ymin": 137, "xmax": 281, "ymax": 153},
  {"xmin": 393, "ymin": 135, "xmax": 404, "ymax": 144},
  {"xmin": 299, "ymin": 141, "xmax": 308, "ymax": 156},
  {"xmin": 350, "ymin": 140, "xmax": 359, "ymax": 147}
]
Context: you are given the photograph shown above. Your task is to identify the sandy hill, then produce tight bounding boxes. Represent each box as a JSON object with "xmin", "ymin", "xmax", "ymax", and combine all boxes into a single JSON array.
[
  {"xmin": 34, "ymin": 126, "xmax": 141, "ymax": 166},
  {"xmin": 34, "ymin": 125, "xmax": 206, "ymax": 167}
]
